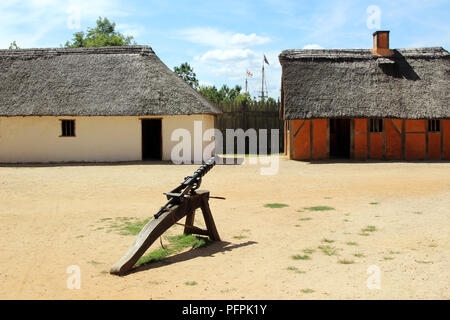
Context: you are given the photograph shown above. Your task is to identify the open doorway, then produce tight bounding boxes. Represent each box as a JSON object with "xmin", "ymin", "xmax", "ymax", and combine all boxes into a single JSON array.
[
  {"xmin": 141, "ymin": 119, "xmax": 162, "ymax": 160},
  {"xmin": 330, "ymin": 119, "xmax": 351, "ymax": 159}
]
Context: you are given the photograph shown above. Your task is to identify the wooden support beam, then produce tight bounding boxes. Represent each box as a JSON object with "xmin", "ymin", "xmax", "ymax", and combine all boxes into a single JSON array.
[{"xmin": 110, "ymin": 190, "xmax": 220, "ymax": 276}]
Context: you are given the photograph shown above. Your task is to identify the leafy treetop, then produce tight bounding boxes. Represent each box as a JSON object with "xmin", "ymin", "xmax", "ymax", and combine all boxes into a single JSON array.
[
  {"xmin": 173, "ymin": 62, "xmax": 199, "ymax": 89},
  {"xmin": 64, "ymin": 17, "xmax": 135, "ymax": 48},
  {"xmin": 8, "ymin": 41, "xmax": 20, "ymax": 49}
]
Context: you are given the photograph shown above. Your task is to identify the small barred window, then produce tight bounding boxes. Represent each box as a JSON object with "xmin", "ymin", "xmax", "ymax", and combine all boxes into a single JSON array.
[
  {"xmin": 61, "ymin": 120, "xmax": 75, "ymax": 137},
  {"xmin": 428, "ymin": 120, "xmax": 440, "ymax": 133},
  {"xmin": 369, "ymin": 119, "xmax": 383, "ymax": 133}
]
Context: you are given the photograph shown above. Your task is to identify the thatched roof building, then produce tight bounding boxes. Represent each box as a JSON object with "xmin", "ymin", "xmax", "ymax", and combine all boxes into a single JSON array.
[
  {"xmin": 280, "ymin": 31, "xmax": 450, "ymax": 161},
  {"xmin": 279, "ymin": 47, "xmax": 449, "ymax": 120},
  {"xmin": 0, "ymin": 46, "xmax": 221, "ymax": 116},
  {"xmin": 0, "ymin": 46, "xmax": 220, "ymax": 163}
]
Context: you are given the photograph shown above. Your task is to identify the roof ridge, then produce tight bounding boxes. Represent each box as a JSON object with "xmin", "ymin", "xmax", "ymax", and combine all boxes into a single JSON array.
[
  {"xmin": 279, "ymin": 47, "xmax": 449, "ymax": 62},
  {"xmin": 0, "ymin": 45, "xmax": 154, "ymax": 57}
]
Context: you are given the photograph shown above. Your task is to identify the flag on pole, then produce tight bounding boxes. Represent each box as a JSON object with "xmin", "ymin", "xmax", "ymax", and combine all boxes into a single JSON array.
[
  {"xmin": 263, "ymin": 55, "xmax": 269, "ymax": 65},
  {"xmin": 247, "ymin": 70, "xmax": 253, "ymax": 77}
]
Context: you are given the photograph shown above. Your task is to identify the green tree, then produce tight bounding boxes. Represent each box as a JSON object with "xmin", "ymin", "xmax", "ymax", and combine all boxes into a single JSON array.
[
  {"xmin": 64, "ymin": 17, "xmax": 135, "ymax": 48},
  {"xmin": 198, "ymin": 84, "xmax": 251, "ymax": 104},
  {"xmin": 8, "ymin": 41, "xmax": 20, "ymax": 49},
  {"xmin": 173, "ymin": 62, "xmax": 199, "ymax": 89}
]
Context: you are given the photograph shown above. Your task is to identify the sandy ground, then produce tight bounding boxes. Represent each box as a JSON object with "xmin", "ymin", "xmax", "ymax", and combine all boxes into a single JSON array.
[{"xmin": 0, "ymin": 156, "xmax": 449, "ymax": 300}]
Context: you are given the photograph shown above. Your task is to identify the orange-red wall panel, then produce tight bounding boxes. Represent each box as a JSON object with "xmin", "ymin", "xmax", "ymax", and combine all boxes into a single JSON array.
[
  {"xmin": 354, "ymin": 119, "xmax": 367, "ymax": 160},
  {"xmin": 293, "ymin": 120, "xmax": 310, "ymax": 160},
  {"xmin": 312, "ymin": 119, "xmax": 328, "ymax": 160},
  {"xmin": 354, "ymin": 133, "xmax": 367, "ymax": 159},
  {"xmin": 370, "ymin": 133, "xmax": 383, "ymax": 159},
  {"xmin": 385, "ymin": 119, "xmax": 402, "ymax": 160},
  {"xmin": 443, "ymin": 120, "xmax": 450, "ymax": 160},
  {"xmin": 354, "ymin": 118, "xmax": 367, "ymax": 132},
  {"xmin": 428, "ymin": 133, "xmax": 441, "ymax": 160},
  {"xmin": 405, "ymin": 134, "xmax": 426, "ymax": 159},
  {"xmin": 405, "ymin": 120, "xmax": 426, "ymax": 132}
]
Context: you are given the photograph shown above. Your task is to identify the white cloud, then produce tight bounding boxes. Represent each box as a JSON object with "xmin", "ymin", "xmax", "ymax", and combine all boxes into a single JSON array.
[
  {"xmin": 180, "ymin": 27, "xmax": 271, "ymax": 48},
  {"xmin": 197, "ymin": 49, "xmax": 259, "ymax": 63},
  {"xmin": 303, "ymin": 44, "xmax": 324, "ymax": 49},
  {"xmin": 116, "ymin": 24, "xmax": 145, "ymax": 38}
]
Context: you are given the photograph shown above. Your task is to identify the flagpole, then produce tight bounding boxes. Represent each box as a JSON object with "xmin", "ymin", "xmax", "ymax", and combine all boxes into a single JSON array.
[
  {"xmin": 261, "ymin": 58, "xmax": 265, "ymax": 101},
  {"xmin": 245, "ymin": 76, "xmax": 248, "ymax": 94}
]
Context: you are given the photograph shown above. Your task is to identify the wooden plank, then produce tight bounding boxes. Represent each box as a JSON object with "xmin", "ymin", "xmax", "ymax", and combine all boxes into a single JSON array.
[
  {"xmin": 367, "ymin": 119, "xmax": 371, "ymax": 159},
  {"xmin": 183, "ymin": 209, "xmax": 196, "ymax": 235},
  {"xmin": 310, "ymin": 119, "xmax": 313, "ymax": 159},
  {"xmin": 389, "ymin": 119, "xmax": 401, "ymax": 136},
  {"xmin": 382, "ymin": 119, "xmax": 386, "ymax": 159},
  {"xmin": 425, "ymin": 119, "xmax": 429, "ymax": 160},
  {"xmin": 350, "ymin": 119, "xmax": 354, "ymax": 159},
  {"xmin": 293, "ymin": 119, "xmax": 306, "ymax": 138},
  {"xmin": 198, "ymin": 191, "xmax": 221, "ymax": 241},
  {"xmin": 401, "ymin": 119, "xmax": 406, "ymax": 159},
  {"xmin": 326, "ymin": 119, "xmax": 330, "ymax": 159}
]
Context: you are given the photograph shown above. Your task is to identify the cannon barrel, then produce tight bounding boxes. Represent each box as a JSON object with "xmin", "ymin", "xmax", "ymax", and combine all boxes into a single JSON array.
[{"xmin": 183, "ymin": 156, "xmax": 217, "ymax": 186}]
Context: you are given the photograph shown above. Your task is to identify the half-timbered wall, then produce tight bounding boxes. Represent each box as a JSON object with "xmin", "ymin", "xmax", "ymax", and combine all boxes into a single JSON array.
[{"xmin": 287, "ymin": 119, "xmax": 450, "ymax": 161}]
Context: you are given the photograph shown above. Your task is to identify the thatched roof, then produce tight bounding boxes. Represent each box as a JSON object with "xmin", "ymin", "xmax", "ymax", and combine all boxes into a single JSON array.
[
  {"xmin": 0, "ymin": 46, "xmax": 221, "ymax": 116},
  {"xmin": 279, "ymin": 47, "xmax": 449, "ymax": 119}
]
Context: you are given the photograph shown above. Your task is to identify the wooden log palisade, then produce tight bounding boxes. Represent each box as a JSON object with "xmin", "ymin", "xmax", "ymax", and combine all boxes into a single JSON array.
[{"xmin": 110, "ymin": 158, "xmax": 221, "ymax": 276}]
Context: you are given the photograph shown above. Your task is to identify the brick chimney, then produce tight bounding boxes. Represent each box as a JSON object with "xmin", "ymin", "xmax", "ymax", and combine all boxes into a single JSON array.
[{"xmin": 371, "ymin": 30, "xmax": 393, "ymax": 56}]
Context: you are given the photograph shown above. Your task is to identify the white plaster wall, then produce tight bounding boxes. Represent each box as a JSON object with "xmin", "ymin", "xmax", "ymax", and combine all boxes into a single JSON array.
[{"xmin": 0, "ymin": 115, "xmax": 216, "ymax": 163}]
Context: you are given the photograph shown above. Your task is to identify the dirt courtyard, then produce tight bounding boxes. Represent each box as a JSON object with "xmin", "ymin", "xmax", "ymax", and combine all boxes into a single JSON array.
[{"xmin": 0, "ymin": 156, "xmax": 449, "ymax": 300}]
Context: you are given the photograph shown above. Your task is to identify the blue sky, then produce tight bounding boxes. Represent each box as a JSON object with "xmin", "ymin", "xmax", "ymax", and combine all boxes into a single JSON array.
[{"xmin": 1, "ymin": 0, "xmax": 449, "ymax": 99}]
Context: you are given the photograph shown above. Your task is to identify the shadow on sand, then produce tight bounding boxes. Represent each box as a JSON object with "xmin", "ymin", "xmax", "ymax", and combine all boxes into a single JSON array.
[{"xmin": 123, "ymin": 240, "xmax": 257, "ymax": 276}]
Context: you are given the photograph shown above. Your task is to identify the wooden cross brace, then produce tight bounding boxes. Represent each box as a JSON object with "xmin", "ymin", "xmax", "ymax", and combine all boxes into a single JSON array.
[{"xmin": 110, "ymin": 190, "xmax": 220, "ymax": 276}]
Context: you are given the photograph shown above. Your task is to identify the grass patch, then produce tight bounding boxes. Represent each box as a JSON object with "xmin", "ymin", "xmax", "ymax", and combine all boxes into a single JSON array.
[
  {"xmin": 96, "ymin": 216, "xmax": 151, "ymax": 236},
  {"xmin": 292, "ymin": 254, "xmax": 311, "ymax": 260},
  {"xmin": 264, "ymin": 203, "xmax": 289, "ymax": 209},
  {"xmin": 361, "ymin": 225, "xmax": 377, "ymax": 233},
  {"xmin": 413, "ymin": 211, "xmax": 423, "ymax": 215},
  {"xmin": 301, "ymin": 289, "xmax": 314, "ymax": 294},
  {"xmin": 299, "ymin": 217, "xmax": 312, "ymax": 221},
  {"xmin": 233, "ymin": 235, "xmax": 248, "ymax": 240},
  {"xmin": 353, "ymin": 253, "xmax": 366, "ymax": 258},
  {"xmin": 415, "ymin": 260, "xmax": 433, "ymax": 264},
  {"xmin": 359, "ymin": 232, "xmax": 370, "ymax": 236},
  {"xmin": 318, "ymin": 245, "xmax": 339, "ymax": 256},
  {"xmin": 321, "ymin": 238, "xmax": 335, "ymax": 243},
  {"xmin": 185, "ymin": 281, "xmax": 198, "ymax": 286},
  {"xmin": 303, "ymin": 248, "xmax": 315, "ymax": 254},
  {"xmin": 369, "ymin": 202, "xmax": 379, "ymax": 205},
  {"xmin": 119, "ymin": 218, "xmax": 151, "ymax": 236},
  {"xmin": 383, "ymin": 256, "xmax": 394, "ymax": 261},
  {"xmin": 136, "ymin": 234, "xmax": 212, "ymax": 267},
  {"xmin": 75, "ymin": 235, "xmax": 84, "ymax": 238},
  {"xmin": 304, "ymin": 206, "xmax": 335, "ymax": 211},
  {"xmin": 346, "ymin": 241, "xmax": 358, "ymax": 246},
  {"xmin": 338, "ymin": 259, "xmax": 355, "ymax": 264},
  {"xmin": 88, "ymin": 260, "xmax": 103, "ymax": 265},
  {"xmin": 389, "ymin": 250, "xmax": 401, "ymax": 255}
]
